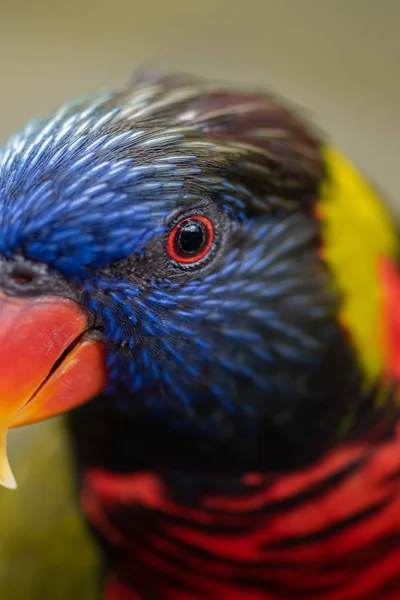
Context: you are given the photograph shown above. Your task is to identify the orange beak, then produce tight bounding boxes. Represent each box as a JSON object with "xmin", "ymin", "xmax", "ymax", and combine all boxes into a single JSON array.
[{"xmin": 0, "ymin": 291, "xmax": 107, "ymax": 488}]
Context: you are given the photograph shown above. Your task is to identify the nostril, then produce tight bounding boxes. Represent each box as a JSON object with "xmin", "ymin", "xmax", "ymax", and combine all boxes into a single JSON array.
[
  {"xmin": 0, "ymin": 258, "xmax": 74, "ymax": 300},
  {"xmin": 9, "ymin": 265, "xmax": 37, "ymax": 286},
  {"xmin": 0, "ymin": 257, "xmax": 61, "ymax": 298}
]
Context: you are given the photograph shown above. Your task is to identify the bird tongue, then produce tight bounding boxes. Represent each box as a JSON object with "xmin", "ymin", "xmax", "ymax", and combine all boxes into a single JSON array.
[{"xmin": 0, "ymin": 291, "xmax": 107, "ymax": 489}]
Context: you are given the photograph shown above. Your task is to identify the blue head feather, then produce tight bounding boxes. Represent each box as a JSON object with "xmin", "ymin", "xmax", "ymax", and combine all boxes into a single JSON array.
[
  {"xmin": 0, "ymin": 90, "xmax": 202, "ymax": 271},
  {"xmin": 0, "ymin": 73, "xmax": 350, "ymax": 436}
]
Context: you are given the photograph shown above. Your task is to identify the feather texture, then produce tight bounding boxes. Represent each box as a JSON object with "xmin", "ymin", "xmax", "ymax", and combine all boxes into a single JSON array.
[
  {"xmin": 84, "ymin": 417, "xmax": 400, "ymax": 600},
  {"xmin": 0, "ymin": 71, "xmax": 399, "ymax": 599}
]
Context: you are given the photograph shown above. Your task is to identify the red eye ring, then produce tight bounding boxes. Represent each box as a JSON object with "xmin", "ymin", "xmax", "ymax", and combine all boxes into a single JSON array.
[{"xmin": 167, "ymin": 215, "xmax": 214, "ymax": 264}]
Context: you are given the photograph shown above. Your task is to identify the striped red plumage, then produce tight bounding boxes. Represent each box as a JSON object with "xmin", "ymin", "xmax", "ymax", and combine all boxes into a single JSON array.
[{"xmin": 82, "ymin": 415, "xmax": 400, "ymax": 599}]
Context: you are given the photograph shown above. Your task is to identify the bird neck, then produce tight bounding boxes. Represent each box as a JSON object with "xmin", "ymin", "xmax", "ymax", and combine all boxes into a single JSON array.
[{"xmin": 67, "ymin": 326, "xmax": 389, "ymax": 476}]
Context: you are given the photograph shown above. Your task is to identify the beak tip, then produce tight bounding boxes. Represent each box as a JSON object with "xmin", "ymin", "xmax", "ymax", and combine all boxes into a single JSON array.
[
  {"xmin": 0, "ymin": 467, "xmax": 17, "ymax": 490},
  {"xmin": 0, "ymin": 474, "xmax": 17, "ymax": 490},
  {"xmin": 0, "ymin": 430, "xmax": 17, "ymax": 490}
]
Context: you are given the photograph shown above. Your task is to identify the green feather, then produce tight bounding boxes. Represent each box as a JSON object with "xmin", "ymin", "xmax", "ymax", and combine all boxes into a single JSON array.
[{"xmin": 0, "ymin": 419, "xmax": 99, "ymax": 599}]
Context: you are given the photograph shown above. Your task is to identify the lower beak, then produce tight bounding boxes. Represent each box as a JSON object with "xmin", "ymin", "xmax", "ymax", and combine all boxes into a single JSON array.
[{"xmin": 0, "ymin": 291, "xmax": 106, "ymax": 488}]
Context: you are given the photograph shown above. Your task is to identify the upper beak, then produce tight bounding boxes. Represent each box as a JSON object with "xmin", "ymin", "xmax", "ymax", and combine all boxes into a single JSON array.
[{"xmin": 0, "ymin": 291, "xmax": 107, "ymax": 488}]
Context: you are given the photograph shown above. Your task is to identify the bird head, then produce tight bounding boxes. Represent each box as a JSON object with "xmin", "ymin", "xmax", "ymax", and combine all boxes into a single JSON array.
[{"xmin": 0, "ymin": 72, "xmax": 367, "ymax": 488}]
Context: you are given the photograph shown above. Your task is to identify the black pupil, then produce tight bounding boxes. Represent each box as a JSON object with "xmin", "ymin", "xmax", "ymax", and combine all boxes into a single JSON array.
[{"xmin": 177, "ymin": 220, "xmax": 206, "ymax": 255}]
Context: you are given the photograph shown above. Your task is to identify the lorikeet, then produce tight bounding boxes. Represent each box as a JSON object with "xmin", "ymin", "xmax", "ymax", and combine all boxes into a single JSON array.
[{"xmin": 0, "ymin": 70, "xmax": 399, "ymax": 600}]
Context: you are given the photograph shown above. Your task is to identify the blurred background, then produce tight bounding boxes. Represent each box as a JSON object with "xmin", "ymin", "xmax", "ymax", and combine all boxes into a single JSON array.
[{"xmin": 0, "ymin": 0, "xmax": 398, "ymax": 598}]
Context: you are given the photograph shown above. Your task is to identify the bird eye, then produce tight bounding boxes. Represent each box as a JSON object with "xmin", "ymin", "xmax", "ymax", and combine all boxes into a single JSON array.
[{"xmin": 167, "ymin": 216, "xmax": 214, "ymax": 264}]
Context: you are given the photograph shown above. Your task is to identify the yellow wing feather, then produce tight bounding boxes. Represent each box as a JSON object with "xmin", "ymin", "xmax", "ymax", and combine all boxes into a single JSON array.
[{"xmin": 320, "ymin": 147, "xmax": 398, "ymax": 383}]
